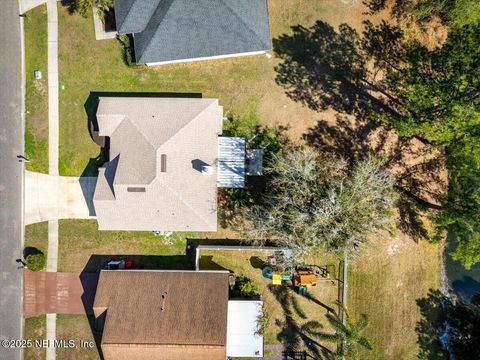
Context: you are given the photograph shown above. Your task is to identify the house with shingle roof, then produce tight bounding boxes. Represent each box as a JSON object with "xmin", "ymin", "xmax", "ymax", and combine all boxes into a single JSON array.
[
  {"xmin": 114, "ymin": 0, "xmax": 272, "ymax": 65},
  {"xmin": 93, "ymin": 96, "xmax": 261, "ymax": 232},
  {"xmin": 93, "ymin": 270, "xmax": 264, "ymax": 359},
  {"xmin": 93, "ymin": 97, "xmax": 222, "ymax": 231}
]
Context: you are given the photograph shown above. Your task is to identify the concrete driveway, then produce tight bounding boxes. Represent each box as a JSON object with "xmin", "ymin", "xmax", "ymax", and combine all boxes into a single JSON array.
[{"xmin": 25, "ymin": 171, "xmax": 97, "ymax": 224}]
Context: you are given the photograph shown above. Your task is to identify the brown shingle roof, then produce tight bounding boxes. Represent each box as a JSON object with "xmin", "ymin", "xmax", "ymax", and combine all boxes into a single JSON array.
[
  {"xmin": 93, "ymin": 97, "xmax": 223, "ymax": 231},
  {"xmin": 93, "ymin": 270, "xmax": 229, "ymax": 357}
]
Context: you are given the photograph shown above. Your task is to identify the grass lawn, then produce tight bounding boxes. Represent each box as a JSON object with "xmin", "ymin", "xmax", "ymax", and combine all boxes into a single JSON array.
[
  {"xmin": 24, "ymin": 221, "xmax": 48, "ymax": 257},
  {"xmin": 56, "ymin": 315, "xmax": 100, "ymax": 360},
  {"xmin": 57, "ymin": 219, "xmax": 194, "ymax": 272},
  {"xmin": 24, "ymin": 5, "xmax": 48, "ymax": 173},
  {"xmin": 24, "ymin": 315, "xmax": 46, "ymax": 360},
  {"xmin": 56, "ymin": 0, "xmax": 382, "ymax": 176},
  {"xmin": 200, "ymin": 249, "xmax": 340, "ymax": 355},
  {"xmin": 349, "ymin": 234, "xmax": 442, "ymax": 360}
]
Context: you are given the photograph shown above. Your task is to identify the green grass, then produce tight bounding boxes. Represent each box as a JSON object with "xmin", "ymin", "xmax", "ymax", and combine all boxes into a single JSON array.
[
  {"xmin": 56, "ymin": 0, "xmax": 372, "ymax": 176},
  {"xmin": 24, "ymin": 5, "xmax": 48, "ymax": 173},
  {"xmin": 57, "ymin": 219, "xmax": 195, "ymax": 272},
  {"xmin": 24, "ymin": 222, "xmax": 48, "ymax": 257},
  {"xmin": 56, "ymin": 315, "xmax": 100, "ymax": 360},
  {"xmin": 24, "ymin": 315, "xmax": 46, "ymax": 360}
]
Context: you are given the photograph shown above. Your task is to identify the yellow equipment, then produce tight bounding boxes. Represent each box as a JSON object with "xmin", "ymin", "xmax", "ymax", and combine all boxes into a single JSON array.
[{"xmin": 272, "ymin": 274, "xmax": 282, "ymax": 285}]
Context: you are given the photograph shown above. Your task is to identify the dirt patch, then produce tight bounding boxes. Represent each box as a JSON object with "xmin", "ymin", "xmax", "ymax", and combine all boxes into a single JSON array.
[{"xmin": 29, "ymin": 112, "xmax": 48, "ymax": 139}]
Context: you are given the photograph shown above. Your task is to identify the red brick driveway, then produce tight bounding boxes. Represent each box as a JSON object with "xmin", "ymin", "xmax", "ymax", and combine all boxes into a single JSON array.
[{"xmin": 23, "ymin": 271, "xmax": 98, "ymax": 317}]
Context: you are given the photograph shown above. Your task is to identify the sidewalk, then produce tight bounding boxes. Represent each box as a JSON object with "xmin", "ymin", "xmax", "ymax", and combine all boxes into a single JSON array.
[{"xmin": 46, "ymin": 0, "xmax": 59, "ymax": 359}]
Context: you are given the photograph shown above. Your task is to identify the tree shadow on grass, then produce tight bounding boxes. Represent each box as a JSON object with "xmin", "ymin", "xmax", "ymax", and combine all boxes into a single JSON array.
[
  {"xmin": 249, "ymin": 256, "xmax": 266, "ymax": 269},
  {"xmin": 273, "ymin": 19, "xmax": 447, "ymax": 241},
  {"xmin": 269, "ymin": 285, "xmax": 333, "ymax": 359},
  {"xmin": 303, "ymin": 114, "xmax": 445, "ymax": 241},
  {"xmin": 23, "ymin": 246, "xmax": 44, "ymax": 259},
  {"xmin": 416, "ymin": 289, "xmax": 449, "ymax": 360},
  {"xmin": 273, "ymin": 22, "xmax": 371, "ymax": 117}
]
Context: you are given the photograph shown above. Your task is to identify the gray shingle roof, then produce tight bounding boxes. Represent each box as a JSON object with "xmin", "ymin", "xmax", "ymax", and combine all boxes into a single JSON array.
[{"xmin": 114, "ymin": 0, "xmax": 272, "ymax": 64}]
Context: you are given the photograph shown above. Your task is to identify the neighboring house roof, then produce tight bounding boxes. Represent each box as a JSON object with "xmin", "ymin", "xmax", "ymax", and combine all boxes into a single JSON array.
[
  {"xmin": 114, "ymin": 0, "xmax": 272, "ymax": 64},
  {"xmin": 93, "ymin": 270, "xmax": 229, "ymax": 360},
  {"xmin": 93, "ymin": 97, "xmax": 223, "ymax": 231}
]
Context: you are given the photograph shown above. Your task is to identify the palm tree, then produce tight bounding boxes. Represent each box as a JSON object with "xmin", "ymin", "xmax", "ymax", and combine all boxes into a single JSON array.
[{"xmin": 318, "ymin": 311, "xmax": 372, "ymax": 359}]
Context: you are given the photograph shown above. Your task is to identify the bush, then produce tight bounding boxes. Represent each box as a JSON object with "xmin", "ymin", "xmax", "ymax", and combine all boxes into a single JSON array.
[
  {"xmin": 117, "ymin": 34, "xmax": 135, "ymax": 66},
  {"xmin": 222, "ymin": 112, "xmax": 284, "ymax": 165},
  {"xmin": 239, "ymin": 278, "xmax": 260, "ymax": 297},
  {"xmin": 26, "ymin": 253, "xmax": 46, "ymax": 272}
]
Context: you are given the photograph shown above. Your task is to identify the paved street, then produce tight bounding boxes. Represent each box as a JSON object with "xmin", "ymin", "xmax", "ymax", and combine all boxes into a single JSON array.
[{"xmin": 0, "ymin": 0, "xmax": 24, "ymax": 359}]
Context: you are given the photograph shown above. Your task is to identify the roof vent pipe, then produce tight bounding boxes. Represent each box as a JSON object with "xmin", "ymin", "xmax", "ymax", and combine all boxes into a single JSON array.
[{"xmin": 201, "ymin": 165, "xmax": 214, "ymax": 175}]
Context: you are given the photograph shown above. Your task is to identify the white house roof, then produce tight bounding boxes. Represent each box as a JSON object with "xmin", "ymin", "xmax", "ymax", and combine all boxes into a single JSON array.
[{"xmin": 226, "ymin": 300, "xmax": 264, "ymax": 358}]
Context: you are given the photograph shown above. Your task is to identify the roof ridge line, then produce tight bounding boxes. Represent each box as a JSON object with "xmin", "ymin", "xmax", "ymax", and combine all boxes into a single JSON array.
[
  {"xmin": 113, "ymin": 117, "xmax": 157, "ymax": 185},
  {"xmin": 218, "ymin": 0, "xmax": 269, "ymax": 49},
  {"xmin": 118, "ymin": 0, "xmax": 140, "ymax": 33},
  {"xmin": 136, "ymin": 0, "xmax": 176, "ymax": 63},
  {"xmin": 159, "ymin": 177, "xmax": 216, "ymax": 230},
  {"xmin": 156, "ymin": 99, "xmax": 218, "ymax": 150}
]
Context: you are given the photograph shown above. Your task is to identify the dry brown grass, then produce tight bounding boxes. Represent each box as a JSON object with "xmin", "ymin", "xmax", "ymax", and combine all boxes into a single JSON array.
[
  {"xmin": 349, "ymin": 232, "xmax": 441, "ymax": 359},
  {"xmin": 56, "ymin": 315, "xmax": 100, "ymax": 360},
  {"xmin": 24, "ymin": 315, "xmax": 46, "ymax": 360},
  {"xmin": 52, "ymin": 1, "xmax": 444, "ymax": 358},
  {"xmin": 57, "ymin": 0, "xmax": 386, "ymax": 175}
]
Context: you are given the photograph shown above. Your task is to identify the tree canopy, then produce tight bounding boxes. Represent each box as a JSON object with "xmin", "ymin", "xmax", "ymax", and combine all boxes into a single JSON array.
[
  {"xmin": 244, "ymin": 147, "xmax": 397, "ymax": 264},
  {"xmin": 379, "ymin": 24, "xmax": 480, "ymax": 146},
  {"xmin": 274, "ymin": 17, "xmax": 480, "ymax": 268},
  {"xmin": 378, "ymin": 24, "xmax": 480, "ymax": 268}
]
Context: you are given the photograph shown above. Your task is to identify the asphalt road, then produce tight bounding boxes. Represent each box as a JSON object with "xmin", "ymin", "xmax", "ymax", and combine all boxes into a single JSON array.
[{"xmin": 0, "ymin": 0, "xmax": 24, "ymax": 359}]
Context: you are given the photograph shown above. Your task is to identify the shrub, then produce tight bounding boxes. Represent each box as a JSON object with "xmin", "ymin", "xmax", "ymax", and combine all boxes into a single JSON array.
[
  {"xmin": 26, "ymin": 253, "xmax": 46, "ymax": 272},
  {"xmin": 222, "ymin": 112, "xmax": 284, "ymax": 165},
  {"xmin": 239, "ymin": 278, "xmax": 260, "ymax": 297},
  {"xmin": 117, "ymin": 34, "xmax": 135, "ymax": 66}
]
